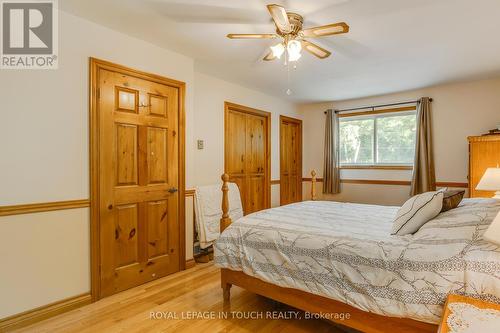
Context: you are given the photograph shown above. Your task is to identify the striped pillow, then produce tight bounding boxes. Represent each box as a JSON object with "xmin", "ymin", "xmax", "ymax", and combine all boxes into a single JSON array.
[{"xmin": 391, "ymin": 191, "xmax": 444, "ymax": 235}]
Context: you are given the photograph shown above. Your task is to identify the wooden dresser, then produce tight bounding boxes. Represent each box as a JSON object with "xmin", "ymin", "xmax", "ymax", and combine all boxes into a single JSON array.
[{"xmin": 468, "ymin": 135, "xmax": 500, "ymax": 198}]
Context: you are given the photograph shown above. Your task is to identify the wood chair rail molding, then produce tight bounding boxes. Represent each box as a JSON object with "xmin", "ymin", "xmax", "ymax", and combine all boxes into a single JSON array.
[
  {"xmin": 0, "ymin": 192, "xmax": 198, "ymax": 218},
  {"xmin": 0, "ymin": 199, "xmax": 90, "ymax": 217},
  {"xmin": 301, "ymin": 178, "xmax": 468, "ymax": 189}
]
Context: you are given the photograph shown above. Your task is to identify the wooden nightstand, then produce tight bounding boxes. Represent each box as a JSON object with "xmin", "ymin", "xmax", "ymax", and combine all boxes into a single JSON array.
[{"xmin": 438, "ymin": 294, "xmax": 500, "ymax": 333}]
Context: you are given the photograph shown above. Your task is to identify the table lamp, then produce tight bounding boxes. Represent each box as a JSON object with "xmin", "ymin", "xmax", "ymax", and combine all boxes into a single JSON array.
[
  {"xmin": 484, "ymin": 211, "xmax": 500, "ymax": 245},
  {"xmin": 476, "ymin": 167, "xmax": 500, "ymax": 199}
]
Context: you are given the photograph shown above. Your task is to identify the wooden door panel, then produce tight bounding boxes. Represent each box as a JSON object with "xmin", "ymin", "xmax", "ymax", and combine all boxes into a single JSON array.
[
  {"xmin": 116, "ymin": 87, "xmax": 138, "ymax": 113},
  {"xmin": 289, "ymin": 123, "xmax": 299, "ymax": 175},
  {"xmin": 289, "ymin": 175, "xmax": 299, "ymax": 202},
  {"xmin": 114, "ymin": 204, "xmax": 139, "ymax": 267},
  {"xmin": 113, "ymin": 187, "xmax": 169, "ymax": 205},
  {"xmin": 280, "ymin": 116, "xmax": 302, "ymax": 206},
  {"xmin": 148, "ymin": 93, "xmax": 168, "ymax": 118},
  {"xmin": 112, "ymin": 251, "xmax": 174, "ymax": 296},
  {"xmin": 280, "ymin": 123, "xmax": 290, "ymax": 175},
  {"xmin": 98, "ymin": 67, "xmax": 180, "ymax": 298},
  {"xmin": 147, "ymin": 127, "xmax": 168, "ymax": 185},
  {"xmin": 247, "ymin": 175, "xmax": 266, "ymax": 214},
  {"xmin": 147, "ymin": 200, "xmax": 168, "ymax": 259},
  {"xmin": 115, "ymin": 123, "xmax": 138, "ymax": 186},
  {"xmin": 227, "ymin": 111, "xmax": 246, "ymax": 174},
  {"xmin": 225, "ymin": 103, "xmax": 270, "ymax": 216},
  {"xmin": 246, "ymin": 115, "xmax": 265, "ymax": 174},
  {"xmin": 281, "ymin": 176, "xmax": 289, "ymax": 205}
]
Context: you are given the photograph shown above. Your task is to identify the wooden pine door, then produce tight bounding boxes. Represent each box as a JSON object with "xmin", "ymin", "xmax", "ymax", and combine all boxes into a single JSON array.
[
  {"xmin": 225, "ymin": 102, "xmax": 270, "ymax": 215},
  {"xmin": 280, "ymin": 116, "xmax": 302, "ymax": 205},
  {"xmin": 96, "ymin": 63, "xmax": 183, "ymax": 298}
]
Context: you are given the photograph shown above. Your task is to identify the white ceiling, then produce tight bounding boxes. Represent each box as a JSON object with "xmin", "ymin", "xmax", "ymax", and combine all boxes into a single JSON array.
[{"xmin": 61, "ymin": 0, "xmax": 500, "ymax": 103}]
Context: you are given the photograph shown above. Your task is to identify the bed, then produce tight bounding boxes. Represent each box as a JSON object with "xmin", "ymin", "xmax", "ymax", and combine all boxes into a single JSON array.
[{"xmin": 214, "ymin": 173, "xmax": 500, "ymax": 333}]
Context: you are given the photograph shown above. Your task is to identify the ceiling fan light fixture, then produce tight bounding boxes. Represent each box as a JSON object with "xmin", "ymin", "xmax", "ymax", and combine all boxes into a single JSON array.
[
  {"xmin": 227, "ymin": 4, "xmax": 349, "ymax": 64},
  {"xmin": 287, "ymin": 39, "xmax": 302, "ymax": 62},
  {"xmin": 288, "ymin": 52, "xmax": 301, "ymax": 62},
  {"xmin": 270, "ymin": 43, "xmax": 285, "ymax": 59}
]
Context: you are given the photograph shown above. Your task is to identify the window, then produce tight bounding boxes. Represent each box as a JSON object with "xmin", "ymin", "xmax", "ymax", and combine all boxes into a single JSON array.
[{"xmin": 339, "ymin": 112, "xmax": 416, "ymax": 166}]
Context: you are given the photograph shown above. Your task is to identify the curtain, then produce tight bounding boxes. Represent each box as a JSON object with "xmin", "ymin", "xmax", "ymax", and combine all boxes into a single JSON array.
[
  {"xmin": 323, "ymin": 109, "xmax": 341, "ymax": 194},
  {"xmin": 410, "ymin": 97, "xmax": 436, "ymax": 195}
]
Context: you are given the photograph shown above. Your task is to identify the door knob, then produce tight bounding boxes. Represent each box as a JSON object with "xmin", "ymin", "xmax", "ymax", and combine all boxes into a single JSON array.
[{"xmin": 167, "ymin": 188, "xmax": 178, "ymax": 194}]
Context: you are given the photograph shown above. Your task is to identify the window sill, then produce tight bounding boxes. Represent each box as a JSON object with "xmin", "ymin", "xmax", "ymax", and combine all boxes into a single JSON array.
[{"xmin": 340, "ymin": 165, "xmax": 413, "ymax": 170}]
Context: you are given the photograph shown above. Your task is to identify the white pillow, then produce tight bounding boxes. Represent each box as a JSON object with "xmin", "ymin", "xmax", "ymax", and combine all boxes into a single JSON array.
[{"xmin": 391, "ymin": 191, "xmax": 444, "ymax": 235}]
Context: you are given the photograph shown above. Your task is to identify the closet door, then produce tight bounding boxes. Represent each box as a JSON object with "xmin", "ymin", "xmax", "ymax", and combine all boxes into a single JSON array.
[
  {"xmin": 245, "ymin": 114, "xmax": 266, "ymax": 213},
  {"xmin": 280, "ymin": 116, "xmax": 302, "ymax": 205},
  {"xmin": 226, "ymin": 110, "xmax": 247, "ymax": 209},
  {"xmin": 225, "ymin": 102, "xmax": 270, "ymax": 215}
]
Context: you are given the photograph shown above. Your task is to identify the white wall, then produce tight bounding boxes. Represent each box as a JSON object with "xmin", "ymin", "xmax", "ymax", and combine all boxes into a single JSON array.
[
  {"xmin": 0, "ymin": 12, "xmax": 195, "ymax": 206},
  {"xmin": 301, "ymin": 77, "xmax": 500, "ymax": 205},
  {"xmin": 193, "ymin": 72, "xmax": 299, "ymax": 206},
  {"xmin": 0, "ymin": 11, "xmax": 295, "ymax": 319}
]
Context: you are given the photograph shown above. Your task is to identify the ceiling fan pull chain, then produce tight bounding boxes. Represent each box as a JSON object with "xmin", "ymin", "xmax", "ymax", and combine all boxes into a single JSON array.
[{"xmin": 286, "ymin": 53, "xmax": 292, "ymax": 96}]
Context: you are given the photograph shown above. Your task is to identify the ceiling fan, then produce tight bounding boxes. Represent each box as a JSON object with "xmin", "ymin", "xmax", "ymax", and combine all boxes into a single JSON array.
[{"xmin": 227, "ymin": 4, "xmax": 349, "ymax": 62}]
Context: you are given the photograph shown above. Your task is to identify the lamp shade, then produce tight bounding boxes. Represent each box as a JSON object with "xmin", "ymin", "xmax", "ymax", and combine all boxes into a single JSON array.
[
  {"xmin": 476, "ymin": 168, "xmax": 500, "ymax": 191},
  {"xmin": 484, "ymin": 211, "xmax": 500, "ymax": 245}
]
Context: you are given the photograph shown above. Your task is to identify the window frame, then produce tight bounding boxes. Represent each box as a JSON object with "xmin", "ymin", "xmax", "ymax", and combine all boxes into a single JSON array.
[{"xmin": 338, "ymin": 109, "xmax": 417, "ymax": 169}]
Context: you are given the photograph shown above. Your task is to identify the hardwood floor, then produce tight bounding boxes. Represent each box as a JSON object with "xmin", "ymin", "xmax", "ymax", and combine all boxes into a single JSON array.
[{"xmin": 13, "ymin": 263, "xmax": 353, "ymax": 333}]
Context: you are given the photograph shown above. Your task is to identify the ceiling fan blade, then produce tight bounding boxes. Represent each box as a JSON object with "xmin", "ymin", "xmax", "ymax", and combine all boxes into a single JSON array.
[
  {"xmin": 267, "ymin": 4, "xmax": 292, "ymax": 34},
  {"xmin": 263, "ymin": 50, "xmax": 277, "ymax": 61},
  {"xmin": 302, "ymin": 22, "xmax": 349, "ymax": 37},
  {"xmin": 227, "ymin": 33, "xmax": 277, "ymax": 39},
  {"xmin": 302, "ymin": 40, "xmax": 331, "ymax": 59}
]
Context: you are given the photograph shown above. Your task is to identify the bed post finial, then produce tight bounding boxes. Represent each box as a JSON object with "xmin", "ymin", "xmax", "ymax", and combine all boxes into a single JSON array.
[
  {"xmin": 311, "ymin": 170, "xmax": 317, "ymax": 201},
  {"xmin": 220, "ymin": 173, "xmax": 232, "ymax": 232}
]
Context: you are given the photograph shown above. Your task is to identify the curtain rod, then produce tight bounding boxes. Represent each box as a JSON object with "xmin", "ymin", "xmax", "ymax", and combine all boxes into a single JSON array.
[{"xmin": 323, "ymin": 98, "xmax": 433, "ymax": 114}]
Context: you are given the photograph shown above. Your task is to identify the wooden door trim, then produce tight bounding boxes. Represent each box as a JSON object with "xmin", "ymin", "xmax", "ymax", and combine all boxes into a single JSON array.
[
  {"xmin": 279, "ymin": 115, "xmax": 303, "ymax": 205},
  {"xmin": 89, "ymin": 58, "xmax": 186, "ymax": 301},
  {"xmin": 224, "ymin": 101, "xmax": 271, "ymax": 209}
]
